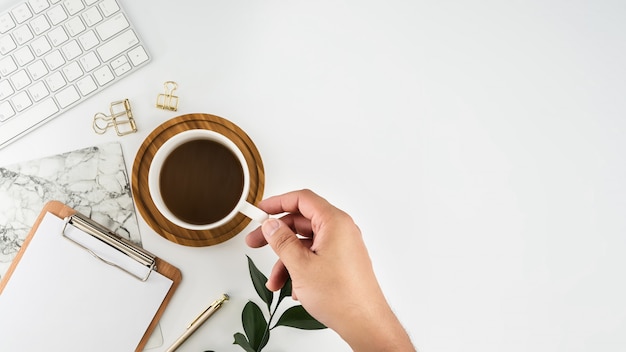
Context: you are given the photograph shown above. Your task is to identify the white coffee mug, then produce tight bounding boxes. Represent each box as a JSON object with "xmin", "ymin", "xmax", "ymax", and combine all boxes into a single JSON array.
[{"xmin": 148, "ymin": 129, "xmax": 268, "ymax": 230}]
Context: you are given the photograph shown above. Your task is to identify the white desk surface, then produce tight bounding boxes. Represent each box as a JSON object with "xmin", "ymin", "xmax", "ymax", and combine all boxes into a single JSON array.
[{"xmin": 1, "ymin": 1, "xmax": 625, "ymax": 351}]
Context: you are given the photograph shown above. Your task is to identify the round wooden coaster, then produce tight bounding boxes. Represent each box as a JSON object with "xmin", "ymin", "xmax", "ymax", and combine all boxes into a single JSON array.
[{"xmin": 132, "ymin": 113, "xmax": 265, "ymax": 246}]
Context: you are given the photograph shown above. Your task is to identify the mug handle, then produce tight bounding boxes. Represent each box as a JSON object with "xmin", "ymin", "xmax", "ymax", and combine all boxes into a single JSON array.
[{"xmin": 240, "ymin": 202, "xmax": 269, "ymax": 224}]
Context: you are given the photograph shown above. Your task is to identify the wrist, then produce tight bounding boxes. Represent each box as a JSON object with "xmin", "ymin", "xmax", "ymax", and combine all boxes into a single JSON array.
[{"xmin": 336, "ymin": 302, "xmax": 415, "ymax": 352}]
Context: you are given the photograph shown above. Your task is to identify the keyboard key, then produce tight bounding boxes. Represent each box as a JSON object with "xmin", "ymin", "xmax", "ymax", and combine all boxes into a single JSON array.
[
  {"xmin": 13, "ymin": 24, "xmax": 34, "ymax": 45},
  {"xmin": 61, "ymin": 39, "xmax": 82, "ymax": 60},
  {"xmin": 31, "ymin": 36, "xmax": 52, "ymax": 56},
  {"xmin": 62, "ymin": 61, "xmax": 83, "ymax": 81},
  {"xmin": 45, "ymin": 71, "xmax": 66, "ymax": 91},
  {"xmin": 14, "ymin": 46, "xmax": 35, "ymax": 65},
  {"xmin": 48, "ymin": 26, "xmax": 69, "ymax": 46},
  {"xmin": 114, "ymin": 62, "xmax": 131, "ymax": 76},
  {"xmin": 0, "ymin": 34, "xmax": 17, "ymax": 54},
  {"xmin": 30, "ymin": 15, "xmax": 51, "ymax": 35},
  {"xmin": 47, "ymin": 5, "xmax": 68, "ymax": 25},
  {"xmin": 11, "ymin": 70, "xmax": 31, "ymax": 90},
  {"xmin": 78, "ymin": 30, "xmax": 99, "ymax": 50},
  {"xmin": 12, "ymin": 91, "xmax": 33, "ymax": 111},
  {"xmin": 110, "ymin": 55, "xmax": 126, "ymax": 69},
  {"xmin": 29, "ymin": 0, "xmax": 51, "ymax": 14},
  {"xmin": 82, "ymin": 6, "xmax": 103, "ymax": 26},
  {"xmin": 28, "ymin": 81, "xmax": 50, "ymax": 101},
  {"xmin": 0, "ymin": 80, "xmax": 14, "ymax": 100},
  {"xmin": 11, "ymin": 3, "xmax": 32, "ymax": 24},
  {"xmin": 0, "ymin": 13, "xmax": 16, "ymax": 34},
  {"xmin": 65, "ymin": 16, "xmax": 86, "ymax": 36},
  {"xmin": 99, "ymin": 0, "xmax": 120, "ymax": 17},
  {"xmin": 0, "ymin": 98, "xmax": 58, "ymax": 143},
  {"xmin": 79, "ymin": 51, "xmax": 100, "ymax": 71},
  {"xmin": 93, "ymin": 65, "xmax": 113, "ymax": 85},
  {"xmin": 76, "ymin": 75, "xmax": 97, "ymax": 95},
  {"xmin": 44, "ymin": 49, "xmax": 65, "ymax": 70},
  {"xmin": 97, "ymin": 29, "xmax": 137, "ymax": 62},
  {"xmin": 55, "ymin": 85, "xmax": 80, "ymax": 108},
  {"xmin": 0, "ymin": 56, "xmax": 18, "ymax": 75},
  {"xmin": 28, "ymin": 59, "xmax": 49, "ymax": 79},
  {"xmin": 112, "ymin": 56, "xmax": 130, "ymax": 76},
  {"xmin": 63, "ymin": 0, "xmax": 85, "ymax": 16},
  {"xmin": 128, "ymin": 45, "xmax": 148, "ymax": 66},
  {"xmin": 0, "ymin": 101, "xmax": 16, "ymax": 122},
  {"xmin": 95, "ymin": 13, "xmax": 128, "ymax": 41}
]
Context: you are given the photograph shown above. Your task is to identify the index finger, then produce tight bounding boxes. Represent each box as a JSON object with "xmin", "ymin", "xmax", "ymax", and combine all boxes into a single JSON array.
[{"xmin": 258, "ymin": 189, "xmax": 336, "ymax": 221}]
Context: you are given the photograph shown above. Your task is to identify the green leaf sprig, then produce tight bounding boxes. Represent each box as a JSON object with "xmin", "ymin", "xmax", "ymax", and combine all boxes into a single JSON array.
[{"xmin": 233, "ymin": 256, "xmax": 327, "ymax": 352}]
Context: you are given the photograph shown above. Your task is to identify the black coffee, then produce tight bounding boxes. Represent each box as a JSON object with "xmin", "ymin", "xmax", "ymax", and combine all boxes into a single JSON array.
[{"xmin": 159, "ymin": 139, "xmax": 244, "ymax": 225}]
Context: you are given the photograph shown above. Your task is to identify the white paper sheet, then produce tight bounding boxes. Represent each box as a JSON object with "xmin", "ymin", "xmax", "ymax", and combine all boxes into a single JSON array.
[{"xmin": 0, "ymin": 212, "xmax": 173, "ymax": 351}]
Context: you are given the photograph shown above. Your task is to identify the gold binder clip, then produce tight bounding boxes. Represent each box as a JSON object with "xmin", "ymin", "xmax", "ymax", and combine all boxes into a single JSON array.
[
  {"xmin": 156, "ymin": 81, "xmax": 179, "ymax": 111},
  {"xmin": 92, "ymin": 99, "xmax": 138, "ymax": 136}
]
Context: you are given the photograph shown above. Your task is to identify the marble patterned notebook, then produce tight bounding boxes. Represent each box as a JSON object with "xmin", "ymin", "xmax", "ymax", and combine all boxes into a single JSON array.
[{"xmin": 0, "ymin": 142, "xmax": 141, "ymax": 281}]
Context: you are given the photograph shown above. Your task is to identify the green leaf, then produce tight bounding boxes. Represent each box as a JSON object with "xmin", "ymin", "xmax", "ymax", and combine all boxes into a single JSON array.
[
  {"xmin": 275, "ymin": 305, "xmax": 327, "ymax": 330},
  {"xmin": 242, "ymin": 301, "xmax": 270, "ymax": 350},
  {"xmin": 233, "ymin": 332, "xmax": 255, "ymax": 352},
  {"xmin": 278, "ymin": 277, "xmax": 292, "ymax": 305},
  {"xmin": 247, "ymin": 255, "xmax": 273, "ymax": 309}
]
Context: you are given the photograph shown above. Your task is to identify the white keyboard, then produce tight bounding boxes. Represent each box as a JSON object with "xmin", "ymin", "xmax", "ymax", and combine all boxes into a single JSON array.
[{"xmin": 0, "ymin": 0, "xmax": 149, "ymax": 149}]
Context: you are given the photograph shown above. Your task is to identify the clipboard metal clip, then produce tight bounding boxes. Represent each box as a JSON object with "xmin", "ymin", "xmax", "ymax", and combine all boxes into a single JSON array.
[
  {"xmin": 92, "ymin": 99, "xmax": 138, "ymax": 136},
  {"xmin": 61, "ymin": 213, "xmax": 156, "ymax": 281},
  {"xmin": 156, "ymin": 81, "xmax": 179, "ymax": 111}
]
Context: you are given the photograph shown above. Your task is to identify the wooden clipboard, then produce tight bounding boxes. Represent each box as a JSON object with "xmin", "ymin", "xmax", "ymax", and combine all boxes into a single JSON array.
[{"xmin": 0, "ymin": 201, "xmax": 182, "ymax": 352}]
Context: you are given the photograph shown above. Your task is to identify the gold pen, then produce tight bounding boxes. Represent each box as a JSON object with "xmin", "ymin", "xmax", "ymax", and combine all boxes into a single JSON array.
[{"xmin": 165, "ymin": 294, "xmax": 229, "ymax": 352}]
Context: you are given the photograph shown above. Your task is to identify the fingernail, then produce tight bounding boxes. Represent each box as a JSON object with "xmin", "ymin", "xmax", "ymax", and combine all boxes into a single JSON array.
[{"xmin": 262, "ymin": 218, "xmax": 280, "ymax": 237}]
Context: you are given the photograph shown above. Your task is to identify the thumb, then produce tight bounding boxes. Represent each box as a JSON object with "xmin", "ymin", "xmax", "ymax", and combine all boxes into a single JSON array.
[{"xmin": 262, "ymin": 218, "xmax": 310, "ymax": 269}]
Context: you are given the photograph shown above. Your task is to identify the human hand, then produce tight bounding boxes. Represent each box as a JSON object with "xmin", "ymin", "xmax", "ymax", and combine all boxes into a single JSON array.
[{"xmin": 246, "ymin": 189, "xmax": 414, "ymax": 351}]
